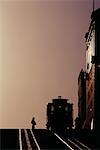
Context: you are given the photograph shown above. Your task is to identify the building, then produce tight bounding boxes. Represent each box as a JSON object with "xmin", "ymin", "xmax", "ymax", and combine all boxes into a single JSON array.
[
  {"xmin": 84, "ymin": 8, "xmax": 100, "ymax": 136},
  {"xmin": 46, "ymin": 96, "xmax": 73, "ymax": 134},
  {"xmin": 78, "ymin": 69, "xmax": 86, "ymax": 129}
]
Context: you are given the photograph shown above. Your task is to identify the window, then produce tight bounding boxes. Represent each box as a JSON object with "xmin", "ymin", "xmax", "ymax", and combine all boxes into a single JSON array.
[
  {"xmin": 51, "ymin": 106, "xmax": 54, "ymax": 112},
  {"xmin": 65, "ymin": 106, "xmax": 68, "ymax": 111}
]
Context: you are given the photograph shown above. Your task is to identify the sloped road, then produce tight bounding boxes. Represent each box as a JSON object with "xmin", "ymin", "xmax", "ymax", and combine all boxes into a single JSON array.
[{"xmin": 0, "ymin": 129, "xmax": 91, "ymax": 150}]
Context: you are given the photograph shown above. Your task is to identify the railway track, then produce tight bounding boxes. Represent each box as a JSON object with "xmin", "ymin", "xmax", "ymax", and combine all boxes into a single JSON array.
[{"xmin": 0, "ymin": 129, "xmax": 92, "ymax": 150}]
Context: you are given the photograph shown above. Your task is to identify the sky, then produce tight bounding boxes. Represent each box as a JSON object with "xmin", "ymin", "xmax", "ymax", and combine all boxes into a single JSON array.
[{"xmin": 0, "ymin": 0, "xmax": 100, "ymax": 129}]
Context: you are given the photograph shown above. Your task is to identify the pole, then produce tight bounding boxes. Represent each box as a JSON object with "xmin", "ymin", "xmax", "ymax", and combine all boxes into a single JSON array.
[{"xmin": 93, "ymin": 0, "xmax": 95, "ymax": 12}]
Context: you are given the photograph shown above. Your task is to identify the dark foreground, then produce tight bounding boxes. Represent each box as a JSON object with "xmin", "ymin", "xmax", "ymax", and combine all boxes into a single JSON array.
[{"xmin": 0, "ymin": 129, "xmax": 99, "ymax": 150}]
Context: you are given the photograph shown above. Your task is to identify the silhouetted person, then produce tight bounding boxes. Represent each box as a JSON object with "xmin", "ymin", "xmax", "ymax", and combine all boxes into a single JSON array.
[{"xmin": 31, "ymin": 117, "xmax": 36, "ymax": 130}]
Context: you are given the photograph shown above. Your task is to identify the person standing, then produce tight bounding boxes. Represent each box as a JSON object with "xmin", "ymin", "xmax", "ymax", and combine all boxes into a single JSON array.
[{"xmin": 31, "ymin": 117, "xmax": 36, "ymax": 130}]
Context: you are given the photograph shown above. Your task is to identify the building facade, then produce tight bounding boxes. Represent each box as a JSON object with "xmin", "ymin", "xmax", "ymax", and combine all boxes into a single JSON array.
[
  {"xmin": 78, "ymin": 69, "xmax": 86, "ymax": 129},
  {"xmin": 84, "ymin": 8, "xmax": 100, "ymax": 133}
]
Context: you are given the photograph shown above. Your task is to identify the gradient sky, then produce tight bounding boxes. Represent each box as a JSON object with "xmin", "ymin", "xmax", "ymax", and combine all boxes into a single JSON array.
[{"xmin": 0, "ymin": 0, "xmax": 100, "ymax": 129}]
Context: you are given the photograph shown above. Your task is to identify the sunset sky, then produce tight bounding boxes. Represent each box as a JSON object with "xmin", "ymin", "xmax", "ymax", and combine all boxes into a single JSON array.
[{"xmin": 0, "ymin": 0, "xmax": 100, "ymax": 129}]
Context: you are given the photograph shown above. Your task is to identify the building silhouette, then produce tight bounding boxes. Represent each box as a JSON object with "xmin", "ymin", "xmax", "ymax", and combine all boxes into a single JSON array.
[
  {"xmin": 78, "ymin": 69, "xmax": 86, "ymax": 129},
  {"xmin": 83, "ymin": 8, "xmax": 100, "ymax": 132},
  {"xmin": 76, "ymin": 8, "xmax": 100, "ymax": 147},
  {"xmin": 46, "ymin": 96, "xmax": 73, "ymax": 135}
]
